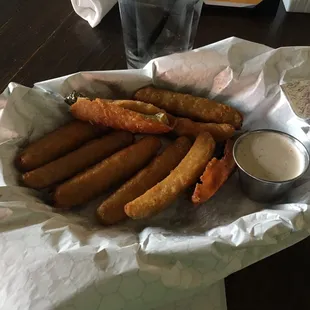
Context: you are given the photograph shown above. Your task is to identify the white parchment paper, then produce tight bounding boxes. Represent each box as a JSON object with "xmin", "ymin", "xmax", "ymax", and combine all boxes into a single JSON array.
[{"xmin": 1, "ymin": 37, "xmax": 310, "ymax": 310}]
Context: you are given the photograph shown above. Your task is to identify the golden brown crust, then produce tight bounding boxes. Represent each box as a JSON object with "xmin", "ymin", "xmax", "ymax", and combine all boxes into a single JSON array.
[
  {"xmin": 70, "ymin": 98, "xmax": 172, "ymax": 134},
  {"xmin": 15, "ymin": 120, "xmax": 105, "ymax": 172},
  {"xmin": 192, "ymin": 139, "xmax": 236, "ymax": 204},
  {"xmin": 22, "ymin": 131, "xmax": 133, "ymax": 189},
  {"xmin": 173, "ymin": 117, "xmax": 235, "ymax": 142},
  {"xmin": 53, "ymin": 136, "xmax": 161, "ymax": 209},
  {"xmin": 134, "ymin": 86, "xmax": 243, "ymax": 129},
  {"xmin": 124, "ymin": 132, "xmax": 216, "ymax": 219},
  {"xmin": 112, "ymin": 100, "xmax": 175, "ymax": 127},
  {"xmin": 112, "ymin": 100, "xmax": 165, "ymax": 115},
  {"xmin": 96, "ymin": 136, "xmax": 192, "ymax": 225}
]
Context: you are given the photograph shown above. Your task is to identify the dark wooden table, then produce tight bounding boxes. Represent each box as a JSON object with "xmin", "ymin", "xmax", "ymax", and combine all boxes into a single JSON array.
[{"xmin": 1, "ymin": 1, "xmax": 310, "ymax": 309}]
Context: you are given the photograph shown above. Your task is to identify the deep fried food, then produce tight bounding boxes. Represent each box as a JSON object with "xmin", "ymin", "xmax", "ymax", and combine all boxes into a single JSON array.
[
  {"xmin": 192, "ymin": 139, "xmax": 236, "ymax": 204},
  {"xmin": 53, "ymin": 136, "xmax": 161, "ymax": 209},
  {"xmin": 173, "ymin": 117, "xmax": 235, "ymax": 142},
  {"xmin": 15, "ymin": 120, "xmax": 105, "ymax": 172},
  {"xmin": 70, "ymin": 97, "xmax": 172, "ymax": 134},
  {"xmin": 112, "ymin": 100, "xmax": 234, "ymax": 141},
  {"xmin": 22, "ymin": 131, "xmax": 133, "ymax": 189},
  {"xmin": 111, "ymin": 100, "xmax": 234, "ymax": 141},
  {"xmin": 113, "ymin": 100, "xmax": 165, "ymax": 115},
  {"xmin": 96, "ymin": 136, "xmax": 192, "ymax": 225},
  {"xmin": 112, "ymin": 100, "xmax": 176, "ymax": 127},
  {"xmin": 134, "ymin": 86, "xmax": 243, "ymax": 129},
  {"xmin": 125, "ymin": 132, "xmax": 216, "ymax": 219}
]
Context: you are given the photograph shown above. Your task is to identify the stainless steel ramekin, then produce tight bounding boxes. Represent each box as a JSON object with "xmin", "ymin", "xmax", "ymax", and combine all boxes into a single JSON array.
[{"xmin": 233, "ymin": 130, "xmax": 309, "ymax": 203}]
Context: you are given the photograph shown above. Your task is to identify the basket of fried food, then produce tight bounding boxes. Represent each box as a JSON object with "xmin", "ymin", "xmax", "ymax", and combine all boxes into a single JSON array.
[{"xmin": 16, "ymin": 86, "xmax": 243, "ymax": 225}]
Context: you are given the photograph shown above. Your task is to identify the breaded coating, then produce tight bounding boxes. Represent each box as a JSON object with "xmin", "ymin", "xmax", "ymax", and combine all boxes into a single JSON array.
[
  {"xmin": 134, "ymin": 86, "xmax": 243, "ymax": 129},
  {"xmin": 125, "ymin": 132, "xmax": 215, "ymax": 219},
  {"xmin": 96, "ymin": 136, "xmax": 192, "ymax": 225},
  {"xmin": 15, "ymin": 120, "xmax": 105, "ymax": 172},
  {"xmin": 192, "ymin": 139, "xmax": 236, "ymax": 204},
  {"xmin": 22, "ymin": 131, "xmax": 133, "ymax": 189},
  {"xmin": 173, "ymin": 117, "xmax": 235, "ymax": 142},
  {"xmin": 113, "ymin": 100, "xmax": 165, "ymax": 115},
  {"xmin": 112, "ymin": 100, "xmax": 176, "ymax": 127},
  {"xmin": 70, "ymin": 97, "xmax": 172, "ymax": 134},
  {"xmin": 53, "ymin": 136, "xmax": 161, "ymax": 209}
]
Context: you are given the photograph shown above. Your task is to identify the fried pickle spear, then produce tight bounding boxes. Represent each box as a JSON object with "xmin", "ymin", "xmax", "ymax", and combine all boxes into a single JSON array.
[
  {"xmin": 15, "ymin": 120, "xmax": 105, "ymax": 172},
  {"xmin": 192, "ymin": 139, "xmax": 236, "ymax": 204},
  {"xmin": 111, "ymin": 100, "xmax": 234, "ymax": 141},
  {"xmin": 22, "ymin": 131, "xmax": 133, "ymax": 189},
  {"xmin": 113, "ymin": 100, "xmax": 165, "ymax": 115},
  {"xmin": 53, "ymin": 136, "xmax": 161, "ymax": 209},
  {"xmin": 112, "ymin": 100, "xmax": 176, "ymax": 127},
  {"xmin": 134, "ymin": 86, "xmax": 243, "ymax": 129},
  {"xmin": 173, "ymin": 117, "xmax": 235, "ymax": 142},
  {"xmin": 125, "ymin": 132, "xmax": 216, "ymax": 219},
  {"xmin": 96, "ymin": 136, "xmax": 192, "ymax": 225},
  {"xmin": 70, "ymin": 97, "xmax": 172, "ymax": 134}
]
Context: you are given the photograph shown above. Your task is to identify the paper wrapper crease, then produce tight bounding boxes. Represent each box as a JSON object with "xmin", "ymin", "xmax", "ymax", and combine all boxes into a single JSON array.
[{"xmin": 1, "ymin": 37, "xmax": 310, "ymax": 310}]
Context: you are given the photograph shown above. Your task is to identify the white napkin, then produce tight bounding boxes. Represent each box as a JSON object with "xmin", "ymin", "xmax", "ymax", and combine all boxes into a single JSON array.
[
  {"xmin": 282, "ymin": 0, "xmax": 310, "ymax": 12},
  {"xmin": 71, "ymin": 0, "xmax": 118, "ymax": 27}
]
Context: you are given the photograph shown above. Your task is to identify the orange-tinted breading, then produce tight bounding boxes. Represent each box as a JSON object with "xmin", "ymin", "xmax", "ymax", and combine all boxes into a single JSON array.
[
  {"xmin": 15, "ymin": 120, "xmax": 105, "ymax": 172},
  {"xmin": 134, "ymin": 86, "xmax": 243, "ymax": 129},
  {"xmin": 22, "ymin": 131, "xmax": 133, "ymax": 189},
  {"xmin": 192, "ymin": 139, "xmax": 236, "ymax": 204},
  {"xmin": 53, "ymin": 136, "xmax": 161, "ymax": 209},
  {"xmin": 113, "ymin": 100, "xmax": 234, "ymax": 140},
  {"xmin": 125, "ymin": 132, "xmax": 216, "ymax": 219},
  {"xmin": 70, "ymin": 97, "xmax": 172, "ymax": 134},
  {"xmin": 112, "ymin": 100, "xmax": 176, "ymax": 127},
  {"xmin": 96, "ymin": 136, "xmax": 192, "ymax": 225},
  {"xmin": 173, "ymin": 117, "xmax": 235, "ymax": 142},
  {"xmin": 112, "ymin": 100, "xmax": 165, "ymax": 115}
]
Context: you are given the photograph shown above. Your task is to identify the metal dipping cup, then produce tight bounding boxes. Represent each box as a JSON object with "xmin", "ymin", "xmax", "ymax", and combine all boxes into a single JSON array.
[{"xmin": 233, "ymin": 130, "xmax": 310, "ymax": 203}]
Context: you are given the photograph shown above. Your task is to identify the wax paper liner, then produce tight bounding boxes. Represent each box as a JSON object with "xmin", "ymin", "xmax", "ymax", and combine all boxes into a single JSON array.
[{"xmin": 1, "ymin": 37, "xmax": 310, "ymax": 310}]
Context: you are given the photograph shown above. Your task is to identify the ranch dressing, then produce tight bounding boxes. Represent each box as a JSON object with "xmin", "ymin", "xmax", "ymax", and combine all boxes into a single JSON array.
[{"xmin": 235, "ymin": 131, "xmax": 303, "ymax": 182}]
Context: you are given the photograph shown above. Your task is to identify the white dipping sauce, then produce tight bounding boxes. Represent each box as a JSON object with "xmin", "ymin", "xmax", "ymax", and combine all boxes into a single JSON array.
[{"xmin": 235, "ymin": 131, "xmax": 304, "ymax": 182}]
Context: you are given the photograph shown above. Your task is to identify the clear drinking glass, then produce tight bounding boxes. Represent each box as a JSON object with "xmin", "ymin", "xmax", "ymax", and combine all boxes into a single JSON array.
[{"xmin": 118, "ymin": 0, "xmax": 203, "ymax": 69}]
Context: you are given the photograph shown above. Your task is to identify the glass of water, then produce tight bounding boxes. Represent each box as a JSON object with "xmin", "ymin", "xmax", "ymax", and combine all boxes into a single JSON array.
[{"xmin": 118, "ymin": 0, "xmax": 203, "ymax": 69}]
